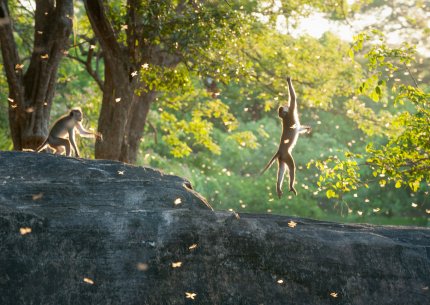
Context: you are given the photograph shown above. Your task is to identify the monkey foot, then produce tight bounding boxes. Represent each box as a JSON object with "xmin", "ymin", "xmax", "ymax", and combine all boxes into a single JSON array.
[{"xmin": 290, "ymin": 187, "xmax": 297, "ymax": 196}]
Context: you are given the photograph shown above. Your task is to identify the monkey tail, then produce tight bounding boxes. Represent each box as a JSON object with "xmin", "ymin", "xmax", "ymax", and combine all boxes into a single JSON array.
[
  {"xmin": 260, "ymin": 152, "xmax": 279, "ymax": 176},
  {"xmin": 36, "ymin": 139, "xmax": 48, "ymax": 152}
]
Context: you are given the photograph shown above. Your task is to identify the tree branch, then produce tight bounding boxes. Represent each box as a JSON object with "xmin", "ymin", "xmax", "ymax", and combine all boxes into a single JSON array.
[
  {"xmin": 67, "ymin": 50, "xmax": 104, "ymax": 91},
  {"xmin": 0, "ymin": 0, "xmax": 25, "ymax": 107},
  {"xmin": 85, "ymin": 46, "xmax": 104, "ymax": 91},
  {"xmin": 146, "ymin": 120, "xmax": 158, "ymax": 145},
  {"xmin": 83, "ymin": 0, "xmax": 122, "ymax": 62}
]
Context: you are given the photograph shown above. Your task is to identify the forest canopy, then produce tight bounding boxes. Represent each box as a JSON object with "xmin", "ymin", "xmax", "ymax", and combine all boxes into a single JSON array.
[{"xmin": 0, "ymin": 0, "xmax": 429, "ymax": 226}]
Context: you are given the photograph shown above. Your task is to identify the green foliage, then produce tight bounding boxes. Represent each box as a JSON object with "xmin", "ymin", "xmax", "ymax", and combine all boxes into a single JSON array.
[
  {"xmin": 138, "ymin": 63, "xmax": 191, "ymax": 93},
  {"xmin": 314, "ymin": 31, "xmax": 430, "ymax": 203},
  {"xmin": 154, "ymin": 82, "xmax": 261, "ymax": 158},
  {"xmin": 238, "ymin": 30, "xmax": 362, "ymax": 113}
]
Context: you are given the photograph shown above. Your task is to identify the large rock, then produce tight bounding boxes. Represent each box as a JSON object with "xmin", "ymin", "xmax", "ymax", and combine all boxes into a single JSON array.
[{"xmin": 0, "ymin": 151, "xmax": 429, "ymax": 305}]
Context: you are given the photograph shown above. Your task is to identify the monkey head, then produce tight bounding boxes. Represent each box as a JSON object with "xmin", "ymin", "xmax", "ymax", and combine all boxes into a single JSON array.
[
  {"xmin": 70, "ymin": 108, "xmax": 83, "ymax": 122},
  {"xmin": 278, "ymin": 106, "xmax": 289, "ymax": 118}
]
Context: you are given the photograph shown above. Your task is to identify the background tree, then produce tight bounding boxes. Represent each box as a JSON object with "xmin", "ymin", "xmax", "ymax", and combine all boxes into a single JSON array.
[
  {"xmin": 82, "ymin": 0, "xmax": 253, "ymax": 163},
  {"xmin": 312, "ymin": 32, "xmax": 430, "ymax": 201},
  {"xmin": 0, "ymin": 0, "xmax": 73, "ymax": 150}
]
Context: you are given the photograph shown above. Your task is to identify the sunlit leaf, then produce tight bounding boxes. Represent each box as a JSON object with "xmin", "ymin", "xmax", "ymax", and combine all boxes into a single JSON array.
[
  {"xmin": 32, "ymin": 192, "xmax": 43, "ymax": 200},
  {"xmin": 83, "ymin": 277, "xmax": 94, "ymax": 285},
  {"xmin": 288, "ymin": 220, "xmax": 297, "ymax": 228},
  {"xmin": 19, "ymin": 227, "xmax": 32, "ymax": 235},
  {"xmin": 326, "ymin": 189, "xmax": 336, "ymax": 199},
  {"xmin": 172, "ymin": 262, "xmax": 182, "ymax": 268},
  {"xmin": 136, "ymin": 263, "xmax": 149, "ymax": 271},
  {"xmin": 185, "ymin": 292, "xmax": 197, "ymax": 300}
]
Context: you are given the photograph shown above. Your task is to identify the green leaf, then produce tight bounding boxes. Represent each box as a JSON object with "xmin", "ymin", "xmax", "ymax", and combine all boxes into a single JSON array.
[
  {"xmin": 326, "ymin": 189, "xmax": 337, "ymax": 199},
  {"xmin": 370, "ymin": 90, "xmax": 379, "ymax": 102},
  {"xmin": 409, "ymin": 180, "xmax": 420, "ymax": 192},
  {"xmin": 375, "ymin": 86, "xmax": 381, "ymax": 96}
]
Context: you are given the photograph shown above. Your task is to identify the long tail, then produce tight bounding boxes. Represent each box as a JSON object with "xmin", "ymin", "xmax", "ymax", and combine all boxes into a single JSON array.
[
  {"xmin": 36, "ymin": 139, "xmax": 48, "ymax": 152},
  {"xmin": 260, "ymin": 152, "xmax": 279, "ymax": 176}
]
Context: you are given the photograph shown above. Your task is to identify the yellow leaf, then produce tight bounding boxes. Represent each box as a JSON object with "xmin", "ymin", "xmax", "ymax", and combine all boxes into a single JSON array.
[
  {"xmin": 32, "ymin": 192, "xmax": 43, "ymax": 200},
  {"xmin": 136, "ymin": 263, "xmax": 149, "ymax": 271},
  {"xmin": 288, "ymin": 220, "xmax": 297, "ymax": 228},
  {"xmin": 20, "ymin": 227, "xmax": 32, "ymax": 235},
  {"xmin": 395, "ymin": 180, "xmax": 402, "ymax": 188},
  {"xmin": 185, "ymin": 292, "xmax": 197, "ymax": 300},
  {"xmin": 409, "ymin": 180, "xmax": 420, "ymax": 192},
  {"xmin": 171, "ymin": 262, "xmax": 182, "ymax": 268},
  {"xmin": 326, "ymin": 189, "xmax": 336, "ymax": 199},
  {"xmin": 83, "ymin": 277, "xmax": 94, "ymax": 285}
]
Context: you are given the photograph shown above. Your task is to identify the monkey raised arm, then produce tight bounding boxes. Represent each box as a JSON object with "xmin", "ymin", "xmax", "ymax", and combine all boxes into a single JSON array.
[
  {"xmin": 286, "ymin": 77, "xmax": 296, "ymax": 114},
  {"xmin": 75, "ymin": 122, "xmax": 103, "ymax": 140}
]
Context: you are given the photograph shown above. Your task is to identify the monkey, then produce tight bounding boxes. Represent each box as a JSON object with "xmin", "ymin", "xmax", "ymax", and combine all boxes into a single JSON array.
[
  {"xmin": 37, "ymin": 108, "xmax": 102, "ymax": 157},
  {"xmin": 261, "ymin": 77, "xmax": 311, "ymax": 198}
]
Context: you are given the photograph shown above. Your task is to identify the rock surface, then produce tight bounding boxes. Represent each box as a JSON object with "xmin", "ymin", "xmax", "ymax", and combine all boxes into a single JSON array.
[{"xmin": 0, "ymin": 151, "xmax": 429, "ymax": 305}]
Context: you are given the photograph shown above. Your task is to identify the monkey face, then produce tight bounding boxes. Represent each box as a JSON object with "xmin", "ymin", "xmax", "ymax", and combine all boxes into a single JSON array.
[
  {"xmin": 278, "ymin": 106, "xmax": 289, "ymax": 118},
  {"xmin": 71, "ymin": 109, "xmax": 83, "ymax": 121}
]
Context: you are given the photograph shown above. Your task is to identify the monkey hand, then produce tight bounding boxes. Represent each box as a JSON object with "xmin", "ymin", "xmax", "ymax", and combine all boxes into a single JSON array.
[{"xmin": 96, "ymin": 132, "xmax": 103, "ymax": 141}]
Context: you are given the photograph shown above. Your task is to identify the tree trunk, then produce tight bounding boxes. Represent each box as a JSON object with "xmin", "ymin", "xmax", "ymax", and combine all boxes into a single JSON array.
[
  {"xmin": 84, "ymin": 0, "xmax": 155, "ymax": 163},
  {"xmin": 0, "ymin": 0, "xmax": 73, "ymax": 150},
  {"xmin": 120, "ymin": 91, "xmax": 154, "ymax": 163},
  {"xmin": 94, "ymin": 58, "xmax": 154, "ymax": 163}
]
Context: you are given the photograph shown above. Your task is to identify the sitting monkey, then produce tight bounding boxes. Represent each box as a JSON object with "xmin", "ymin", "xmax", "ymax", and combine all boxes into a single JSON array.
[{"xmin": 37, "ymin": 108, "xmax": 102, "ymax": 157}]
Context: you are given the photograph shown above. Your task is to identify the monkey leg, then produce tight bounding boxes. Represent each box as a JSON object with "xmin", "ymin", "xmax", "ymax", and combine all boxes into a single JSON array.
[
  {"xmin": 285, "ymin": 153, "xmax": 297, "ymax": 195},
  {"xmin": 49, "ymin": 137, "xmax": 71, "ymax": 156},
  {"xmin": 54, "ymin": 146, "xmax": 65, "ymax": 155},
  {"xmin": 276, "ymin": 161, "xmax": 287, "ymax": 198}
]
